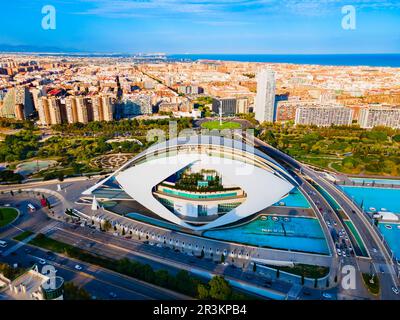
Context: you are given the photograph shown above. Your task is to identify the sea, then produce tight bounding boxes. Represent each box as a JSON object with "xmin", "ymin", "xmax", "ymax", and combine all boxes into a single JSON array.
[
  {"xmin": 168, "ymin": 54, "xmax": 400, "ymax": 68},
  {"xmin": 28, "ymin": 52, "xmax": 400, "ymax": 68}
]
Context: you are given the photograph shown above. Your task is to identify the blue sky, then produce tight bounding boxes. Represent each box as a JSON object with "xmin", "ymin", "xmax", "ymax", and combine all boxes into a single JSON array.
[{"xmin": 2, "ymin": 0, "xmax": 400, "ymax": 54}]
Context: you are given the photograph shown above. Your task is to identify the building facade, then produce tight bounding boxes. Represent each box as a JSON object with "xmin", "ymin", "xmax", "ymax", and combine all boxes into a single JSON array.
[
  {"xmin": 254, "ymin": 69, "xmax": 276, "ymax": 123},
  {"xmin": 295, "ymin": 106, "xmax": 354, "ymax": 127},
  {"xmin": 359, "ymin": 107, "xmax": 400, "ymax": 129},
  {"xmin": 0, "ymin": 86, "xmax": 34, "ymax": 120}
]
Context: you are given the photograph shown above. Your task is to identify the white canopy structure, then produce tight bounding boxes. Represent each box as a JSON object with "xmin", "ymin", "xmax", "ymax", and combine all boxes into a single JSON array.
[{"xmin": 83, "ymin": 135, "xmax": 297, "ymax": 230}]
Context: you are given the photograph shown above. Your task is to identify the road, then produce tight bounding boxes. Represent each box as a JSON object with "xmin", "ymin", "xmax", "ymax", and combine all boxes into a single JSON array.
[
  {"xmin": 0, "ymin": 196, "xmax": 188, "ymax": 300},
  {"xmin": 249, "ymin": 133, "xmax": 400, "ymax": 300}
]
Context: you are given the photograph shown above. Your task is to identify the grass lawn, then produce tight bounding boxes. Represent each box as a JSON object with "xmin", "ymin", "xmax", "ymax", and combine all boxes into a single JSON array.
[
  {"xmin": 362, "ymin": 273, "xmax": 380, "ymax": 295},
  {"xmin": 0, "ymin": 208, "xmax": 18, "ymax": 227},
  {"xmin": 13, "ymin": 230, "xmax": 34, "ymax": 241},
  {"xmin": 266, "ymin": 263, "xmax": 330, "ymax": 279},
  {"xmin": 30, "ymin": 233, "xmax": 76, "ymax": 253},
  {"xmin": 201, "ymin": 120, "xmax": 241, "ymax": 130}
]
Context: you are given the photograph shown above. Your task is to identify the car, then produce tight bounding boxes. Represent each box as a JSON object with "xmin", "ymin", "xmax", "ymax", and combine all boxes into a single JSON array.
[
  {"xmin": 342, "ymin": 251, "xmax": 346, "ymax": 257},
  {"xmin": 392, "ymin": 287, "xmax": 399, "ymax": 295},
  {"xmin": 74, "ymin": 264, "xmax": 83, "ymax": 270},
  {"xmin": 38, "ymin": 258, "xmax": 46, "ymax": 265},
  {"xmin": 109, "ymin": 292, "xmax": 117, "ymax": 298},
  {"xmin": 379, "ymin": 266, "xmax": 385, "ymax": 274},
  {"xmin": 372, "ymin": 248, "xmax": 378, "ymax": 253},
  {"xmin": 337, "ymin": 249, "xmax": 341, "ymax": 256}
]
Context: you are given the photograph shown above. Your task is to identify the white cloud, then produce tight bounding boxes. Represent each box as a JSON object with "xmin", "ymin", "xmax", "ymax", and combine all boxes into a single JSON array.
[{"xmin": 73, "ymin": 0, "xmax": 400, "ymax": 19}]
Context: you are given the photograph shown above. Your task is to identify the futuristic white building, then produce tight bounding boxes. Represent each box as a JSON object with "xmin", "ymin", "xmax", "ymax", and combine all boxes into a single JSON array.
[{"xmin": 83, "ymin": 135, "xmax": 297, "ymax": 231}]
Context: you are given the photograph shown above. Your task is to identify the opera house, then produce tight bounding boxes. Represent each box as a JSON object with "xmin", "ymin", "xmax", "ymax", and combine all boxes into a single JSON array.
[{"xmin": 83, "ymin": 135, "xmax": 298, "ymax": 231}]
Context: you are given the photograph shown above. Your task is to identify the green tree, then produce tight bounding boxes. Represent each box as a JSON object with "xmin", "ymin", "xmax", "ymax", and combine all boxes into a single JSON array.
[
  {"xmin": 208, "ymin": 276, "xmax": 232, "ymax": 300},
  {"xmin": 197, "ymin": 284, "xmax": 210, "ymax": 300},
  {"xmin": 103, "ymin": 220, "xmax": 112, "ymax": 232},
  {"xmin": 64, "ymin": 282, "xmax": 91, "ymax": 300}
]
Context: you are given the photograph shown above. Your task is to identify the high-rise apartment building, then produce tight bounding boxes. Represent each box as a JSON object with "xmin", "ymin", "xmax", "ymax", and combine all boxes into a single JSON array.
[
  {"xmin": 38, "ymin": 96, "xmax": 66, "ymax": 125},
  {"xmin": 255, "ymin": 69, "xmax": 276, "ymax": 123},
  {"xmin": 65, "ymin": 96, "xmax": 79, "ymax": 123},
  {"xmin": 295, "ymin": 106, "xmax": 353, "ymax": 127},
  {"xmin": 40, "ymin": 94, "xmax": 115, "ymax": 125},
  {"xmin": 116, "ymin": 94, "xmax": 152, "ymax": 119},
  {"xmin": 0, "ymin": 86, "xmax": 34, "ymax": 120},
  {"xmin": 359, "ymin": 107, "xmax": 400, "ymax": 129},
  {"xmin": 76, "ymin": 96, "xmax": 90, "ymax": 124},
  {"xmin": 91, "ymin": 95, "xmax": 115, "ymax": 122}
]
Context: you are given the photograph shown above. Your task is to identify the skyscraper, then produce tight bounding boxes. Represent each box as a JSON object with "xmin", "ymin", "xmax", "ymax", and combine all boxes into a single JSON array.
[{"xmin": 255, "ymin": 69, "xmax": 276, "ymax": 123}]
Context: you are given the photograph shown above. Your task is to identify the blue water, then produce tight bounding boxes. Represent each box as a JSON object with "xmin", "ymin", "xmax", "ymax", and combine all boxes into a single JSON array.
[
  {"xmin": 349, "ymin": 178, "xmax": 400, "ymax": 186},
  {"xmin": 340, "ymin": 186, "xmax": 400, "ymax": 214},
  {"xmin": 204, "ymin": 215, "xmax": 329, "ymax": 255},
  {"xmin": 378, "ymin": 223, "xmax": 400, "ymax": 260},
  {"xmin": 169, "ymin": 54, "xmax": 400, "ymax": 68},
  {"xmin": 274, "ymin": 188, "xmax": 310, "ymax": 208},
  {"xmin": 126, "ymin": 212, "xmax": 181, "ymax": 231}
]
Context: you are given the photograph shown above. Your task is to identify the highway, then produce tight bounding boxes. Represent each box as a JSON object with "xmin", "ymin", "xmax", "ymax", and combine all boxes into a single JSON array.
[
  {"xmin": 0, "ymin": 196, "xmax": 188, "ymax": 300},
  {"xmin": 249, "ymin": 133, "xmax": 400, "ymax": 300}
]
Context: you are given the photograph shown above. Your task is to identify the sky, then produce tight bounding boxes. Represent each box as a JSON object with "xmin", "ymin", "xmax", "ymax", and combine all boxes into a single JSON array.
[{"xmin": 1, "ymin": 0, "xmax": 400, "ymax": 54}]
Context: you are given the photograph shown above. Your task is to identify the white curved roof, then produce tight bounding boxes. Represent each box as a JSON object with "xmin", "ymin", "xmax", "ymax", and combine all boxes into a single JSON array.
[{"xmin": 83, "ymin": 135, "xmax": 297, "ymax": 230}]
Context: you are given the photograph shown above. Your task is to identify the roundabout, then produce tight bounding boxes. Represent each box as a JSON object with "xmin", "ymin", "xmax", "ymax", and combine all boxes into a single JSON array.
[{"xmin": 0, "ymin": 207, "xmax": 19, "ymax": 228}]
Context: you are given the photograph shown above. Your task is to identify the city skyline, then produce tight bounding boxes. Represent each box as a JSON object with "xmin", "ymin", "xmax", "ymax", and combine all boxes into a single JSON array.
[{"xmin": 1, "ymin": 0, "xmax": 400, "ymax": 54}]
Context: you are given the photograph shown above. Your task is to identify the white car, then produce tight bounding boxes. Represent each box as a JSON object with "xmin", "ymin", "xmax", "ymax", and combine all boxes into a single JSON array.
[
  {"xmin": 392, "ymin": 287, "xmax": 399, "ymax": 295},
  {"xmin": 74, "ymin": 264, "xmax": 83, "ymax": 270},
  {"xmin": 337, "ymin": 249, "xmax": 342, "ymax": 256},
  {"xmin": 38, "ymin": 258, "xmax": 46, "ymax": 265}
]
